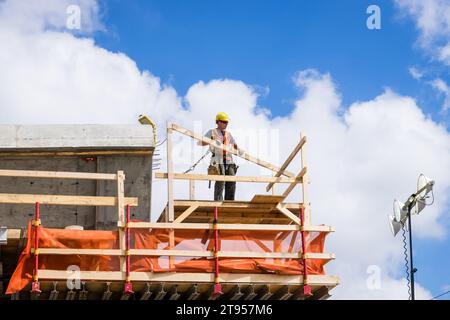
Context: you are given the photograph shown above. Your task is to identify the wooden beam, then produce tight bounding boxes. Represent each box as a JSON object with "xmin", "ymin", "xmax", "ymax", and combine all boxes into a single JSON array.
[
  {"xmin": 170, "ymin": 123, "xmax": 295, "ymax": 177},
  {"xmin": 300, "ymin": 133, "xmax": 311, "ymax": 225},
  {"xmin": 117, "ymin": 170, "xmax": 125, "ymax": 224},
  {"xmin": 0, "ymin": 150, "xmax": 152, "ymax": 158},
  {"xmin": 38, "ymin": 270, "xmax": 340, "ymax": 286},
  {"xmin": 0, "ymin": 193, "xmax": 138, "ymax": 206},
  {"xmin": 173, "ymin": 200, "xmax": 303, "ymax": 209},
  {"xmin": 173, "ymin": 205, "xmax": 199, "ymax": 223},
  {"xmin": 0, "ymin": 169, "xmax": 117, "ymax": 181},
  {"xmin": 33, "ymin": 248, "xmax": 334, "ymax": 260},
  {"xmin": 35, "ymin": 248, "xmax": 123, "ymax": 256},
  {"xmin": 189, "ymin": 180, "xmax": 195, "ymax": 200},
  {"xmin": 281, "ymin": 167, "xmax": 307, "ymax": 198},
  {"xmin": 155, "ymin": 172, "xmax": 300, "ymax": 183},
  {"xmin": 266, "ymin": 136, "xmax": 307, "ymax": 192},
  {"xmin": 276, "ymin": 204, "xmax": 301, "ymax": 225},
  {"xmin": 167, "ymin": 125, "xmax": 174, "ymax": 222},
  {"xmin": 124, "ymin": 221, "xmax": 335, "ymax": 233}
]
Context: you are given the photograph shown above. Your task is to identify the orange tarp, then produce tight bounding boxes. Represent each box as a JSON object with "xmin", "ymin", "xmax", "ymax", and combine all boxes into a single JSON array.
[{"xmin": 6, "ymin": 222, "xmax": 328, "ymax": 294}]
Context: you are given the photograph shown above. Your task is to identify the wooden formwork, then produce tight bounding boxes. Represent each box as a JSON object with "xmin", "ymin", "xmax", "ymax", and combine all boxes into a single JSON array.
[{"xmin": 0, "ymin": 123, "xmax": 339, "ymax": 300}]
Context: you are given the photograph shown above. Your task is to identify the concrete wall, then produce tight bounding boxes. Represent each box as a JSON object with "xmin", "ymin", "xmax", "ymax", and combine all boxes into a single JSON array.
[{"xmin": 0, "ymin": 124, "xmax": 155, "ymax": 230}]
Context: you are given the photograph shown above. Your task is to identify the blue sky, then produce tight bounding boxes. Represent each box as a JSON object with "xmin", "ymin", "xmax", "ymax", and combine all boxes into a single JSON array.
[
  {"xmin": 94, "ymin": 0, "xmax": 448, "ymax": 122},
  {"xmin": 88, "ymin": 0, "xmax": 450, "ymax": 299}
]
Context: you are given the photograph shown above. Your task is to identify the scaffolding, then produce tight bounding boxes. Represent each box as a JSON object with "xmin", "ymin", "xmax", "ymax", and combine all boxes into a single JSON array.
[{"xmin": 0, "ymin": 123, "xmax": 339, "ymax": 300}]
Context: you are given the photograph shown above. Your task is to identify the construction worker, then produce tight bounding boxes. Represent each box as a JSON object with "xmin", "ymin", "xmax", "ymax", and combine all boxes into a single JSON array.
[{"xmin": 199, "ymin": 112, "xmax": 240, "ymax": 201}]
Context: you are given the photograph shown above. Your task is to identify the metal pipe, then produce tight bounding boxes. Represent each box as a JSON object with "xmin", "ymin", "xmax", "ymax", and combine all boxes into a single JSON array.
[{"xmin": 407, "ymin": 204, "xmax": 416, "ymax": 300}]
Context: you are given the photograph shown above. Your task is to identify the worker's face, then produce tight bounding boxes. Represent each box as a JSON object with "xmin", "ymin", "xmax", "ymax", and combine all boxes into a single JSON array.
[{"xmin": 217, "ymin": 120, "xmax": 228, "ymax": 130}]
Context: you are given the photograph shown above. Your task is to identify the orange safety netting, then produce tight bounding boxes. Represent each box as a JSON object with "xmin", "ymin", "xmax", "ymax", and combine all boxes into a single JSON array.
[{"xmin": 6, "ymin": 221, "xmax": 328, "ymax": 294}]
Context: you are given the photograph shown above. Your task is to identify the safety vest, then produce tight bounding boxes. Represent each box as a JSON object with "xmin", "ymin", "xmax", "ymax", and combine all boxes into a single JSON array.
[{"xmin": 210, "ymin": 128, "xmax": 234, "ymax": 164}]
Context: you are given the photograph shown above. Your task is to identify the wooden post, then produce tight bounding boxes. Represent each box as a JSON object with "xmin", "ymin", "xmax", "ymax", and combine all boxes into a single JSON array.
[
  {"xmin": 189, "ymin": 180, "xmax": 195, "ymax": 200},
  {"xmin": 117, "ymin": 171, "xmax": 125, "ymax": 224},
  {"xmin": 167, "ymin": 123, "xmax": 174, "ymax": 222},
  {"xmin": 117, "ymin": 171, "xmax": 126, "ymax": 279},
  {"xmin": 300, "ymin": 134, "xmax": 311, "ymax": 225}
]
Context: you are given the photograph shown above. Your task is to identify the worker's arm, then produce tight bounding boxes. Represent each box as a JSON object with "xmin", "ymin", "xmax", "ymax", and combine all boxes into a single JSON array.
[{"xmin": 197, "ymin": 140, "xmax": 210, "ymax": 146}]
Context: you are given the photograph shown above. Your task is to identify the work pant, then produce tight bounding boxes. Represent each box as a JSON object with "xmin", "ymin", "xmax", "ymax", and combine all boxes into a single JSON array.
[{"xmin": 214, "ymin": 163, "xmax": 237, "ymax": 201}]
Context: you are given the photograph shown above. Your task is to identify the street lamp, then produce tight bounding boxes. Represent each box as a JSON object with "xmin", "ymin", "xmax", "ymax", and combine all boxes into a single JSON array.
[{"xmin": 388, "ymin": 174, "xmax": 435, "ymax": 300}]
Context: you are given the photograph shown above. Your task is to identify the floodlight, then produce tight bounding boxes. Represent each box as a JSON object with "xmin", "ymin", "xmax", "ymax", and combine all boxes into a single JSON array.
[
  {"xmin": 388, "ymin": 215, "xmax": 402, "ymax": 237},
  {"xmin": 415, "ymin": 174, "xmax": 434, "ymax": 215},
  {"xmin": 393, "ymin": 199, "xmax": 407, "ymax": 222},
  {"xmin": 389, "ymin": 173, "xmax": 435, "ymax": 301}
]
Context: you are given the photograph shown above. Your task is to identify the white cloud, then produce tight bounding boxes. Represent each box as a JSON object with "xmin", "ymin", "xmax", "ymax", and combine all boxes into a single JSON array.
[
  {"xmin": 395, "ymin": 0, "xmax": 450, "ymax": 65},
  {"xmin": 409, "ymin": 67, "xmax": 424, "ymax": 80},
  {"xmin": 1, "ymin": 0, "xmax": 450, "ymax": 299},
  {"xmin": 430, "ymin": 78, "xmax": 450, "ymax": 111},
  {"xmin": 0, "ymin": 0, "xmax": 103, "ymax": 34}
]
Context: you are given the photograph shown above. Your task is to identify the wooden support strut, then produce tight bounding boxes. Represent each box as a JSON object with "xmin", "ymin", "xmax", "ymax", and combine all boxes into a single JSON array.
[{"xmin": 266, "ymin": 136, "xmax": 307, "ymax": 192}]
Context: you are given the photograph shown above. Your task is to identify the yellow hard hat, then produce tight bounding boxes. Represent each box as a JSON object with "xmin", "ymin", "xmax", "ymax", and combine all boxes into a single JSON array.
[{"xmin": 216, "ymin": 112, "xmax": 229, "ymax": 122}]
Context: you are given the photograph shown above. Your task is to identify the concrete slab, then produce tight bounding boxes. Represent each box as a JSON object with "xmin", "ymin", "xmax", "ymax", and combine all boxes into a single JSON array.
[{"xmin": 0, "ymin": 125, "xmax": 155, "ymax": 150}]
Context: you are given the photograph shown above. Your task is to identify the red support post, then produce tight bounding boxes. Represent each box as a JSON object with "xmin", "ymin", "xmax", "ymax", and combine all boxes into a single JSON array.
[
  {"xmin": 213, "ymin": 206, "xmax": 222, "ymax": 296},
  {"xmin": 299, "ymin": 207, "xmax": 312, "ymax": 296},
  {"xmin": 124, "ymin": 204, "xmax": 134, "ymax": 295},
  {"xmin": 31, "ymin": 202, "xmax": 41, "ymax": 294}
]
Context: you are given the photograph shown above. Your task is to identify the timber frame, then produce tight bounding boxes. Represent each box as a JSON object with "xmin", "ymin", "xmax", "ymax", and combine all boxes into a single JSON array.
[{"xmin": 0, "ymin": 123, "xmax": 339, "ymax": 300}]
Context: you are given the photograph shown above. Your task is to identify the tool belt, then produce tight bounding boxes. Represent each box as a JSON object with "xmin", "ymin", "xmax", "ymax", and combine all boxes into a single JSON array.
[{"xmin": 208, "ymin": 164, "xmax": 220, "ymax": 175}]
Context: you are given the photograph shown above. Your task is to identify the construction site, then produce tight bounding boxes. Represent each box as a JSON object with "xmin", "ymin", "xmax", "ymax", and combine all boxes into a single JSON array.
[{"xmin": 0, "ymin": 120, "xmax": 339, "ymax": 301}]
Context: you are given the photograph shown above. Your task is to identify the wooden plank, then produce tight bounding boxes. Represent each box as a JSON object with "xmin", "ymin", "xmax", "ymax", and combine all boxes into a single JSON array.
[
  {"xmin": 123, "ymin": 221, "xmax": 334, "ymax": 232},
  {"xmin": 281, "ymin": 167, "xmax": 308, "ymax": 198},
  {"xmin": 173, "ymin": 200, "xmax": 302, "ymax": 209},
  {"xmin": 173, "ymin": 205, "xmax": 199, "ymax": 223},
  {"xmin": 0, "ymin": 150, "xmax": 152, "ymax": 157},
  {"xmin": 116, "ymin": 170, "xmax": 126, "ymax": 278},
  {"xmin": 130, "ymin": 250, "xmax": 334, "ymax": 259},
  {"xmin": 28, "ymin": 248, "xmax": 336, "ymax": 261},
  {"xmin": 117, "ymin": 171, "xmax": 125, "ymax": 224},
  {"xmin": 266, "ymin": 136, "xmax": 307, "ymax": 192},
  {"xmin": 155, "ymin": 172, "xmax": 299, "ymax": 183},
  {"xmin": 37, "ymin": 270, "xmax": 340, "ymax": 286},
  {"xmin": 171, "ymin": 123, "xmax": 295, "ymax": 177},
  {"xmin": 300, "ymin": 133, "xmax": 311, "ymax": 225},
  {"xmin": 167, "ymin": 125, "xmax": 174, "ymax": 222},
  {"xmin": 276, "ymin": 204, "xmax": 301, "ymax": 225},
  {"xmin": 0, "ymin": 169, "xmax": 117, "ymax": 181},
  {"xmin": 189, "ymin": 180, "xmax": 195, "ymax": 200},
  {"xmin": 0, "ymin": 193, "xmax": 138, "ymax": 206},
  {"xmin": 34, "ymin": 249, "xmax": 123, "ymax": 256},
  {"xmin": 250, "ymin": 195, "xmax": 285, "ymax": 204}
]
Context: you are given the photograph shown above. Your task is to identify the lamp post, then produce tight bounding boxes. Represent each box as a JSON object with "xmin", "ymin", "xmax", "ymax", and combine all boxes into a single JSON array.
[{"xmin": 389, "ymin": 174, "xmax": 434, "ymax": 301}]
